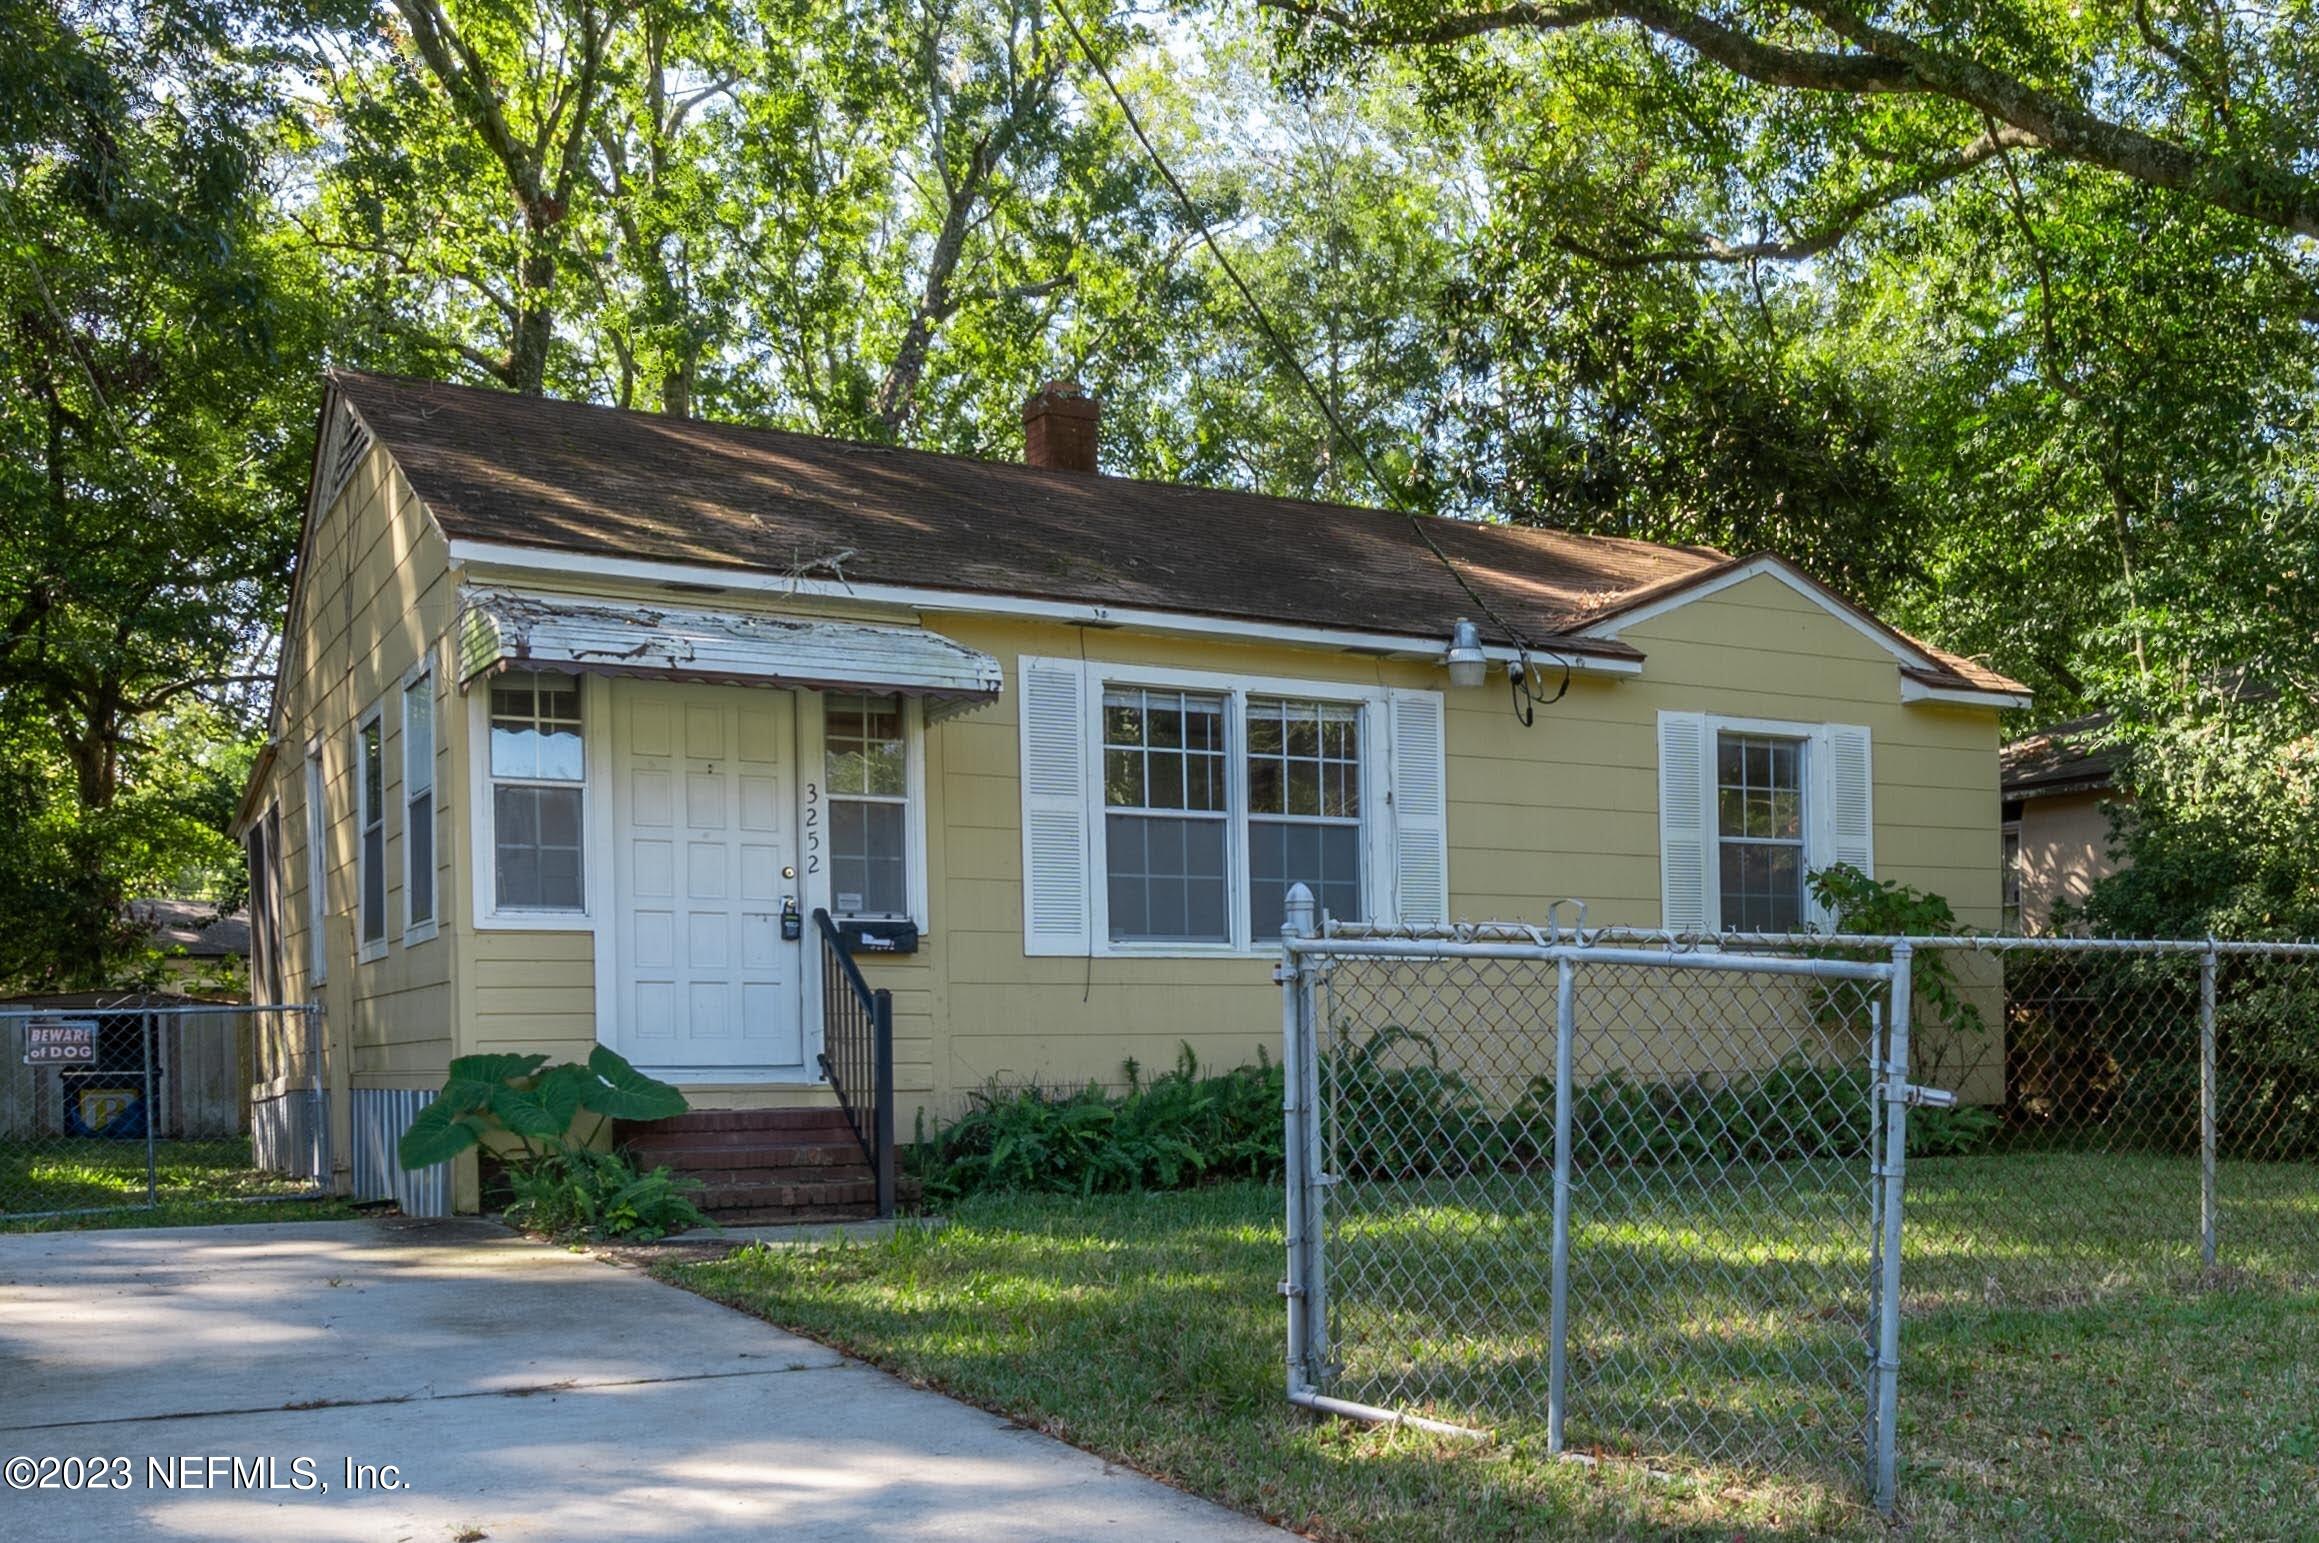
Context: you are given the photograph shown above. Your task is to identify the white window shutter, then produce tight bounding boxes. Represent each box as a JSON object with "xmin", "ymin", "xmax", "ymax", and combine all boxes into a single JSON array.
[
  {"xmin": 1823, "ymin": 723, "xmax": 1874, "ymax": 877},
  {"xmin": 1657, "ymin": 711, "xmax": 1710, "ymax": 932},
  {"xmin": 1387, "ymin": 689, "xmax": 1449, "ymax": 927},
  {"xmin": 1018, "ymin": 656, "xmax": 1091, "ymax": 955}
]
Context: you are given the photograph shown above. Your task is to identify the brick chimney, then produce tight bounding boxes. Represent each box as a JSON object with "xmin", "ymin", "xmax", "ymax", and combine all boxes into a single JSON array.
[{"xmin": 1022, "ymin": 381, "xmax": 1100, "ymax": 474}]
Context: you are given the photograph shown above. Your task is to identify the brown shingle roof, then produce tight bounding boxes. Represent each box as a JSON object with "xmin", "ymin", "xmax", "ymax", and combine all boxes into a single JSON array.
[
  {"xmin": 328, "ymin": 371, "xmax": 2020, "ymax": 693},
  {"xmin": 2002, "ymin": 712, "xmax": 2122, "ymax": 798}
]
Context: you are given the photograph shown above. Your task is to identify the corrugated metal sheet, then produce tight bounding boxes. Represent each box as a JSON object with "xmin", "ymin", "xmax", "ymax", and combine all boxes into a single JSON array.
[
  {"xmin": 251, "ymin": 1089, "xmax": 330, "ymax": 1188},
  {"xmin": 352, "ymin": 1088, "xmax": 451, "ymax": 1217},
  {"xmin": 456, "ymin": 587, "xmax": 1003, "ymax": 721}
]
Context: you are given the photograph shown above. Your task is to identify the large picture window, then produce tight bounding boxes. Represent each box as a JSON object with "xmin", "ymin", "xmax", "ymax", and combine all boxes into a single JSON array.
[
  {"xmin": 489, "ymin": 671, "xmax": 585, "ymax": 912},
  {"xmin": 826, "ymin": 693, "xmax": 909, "ymax": 918},
  {"xmin": 1103, "ymin": 687, "xmax": 1230, "ymax": 943},
  {"xmin": 1716, "ymin": 732, "xmax": 1805, "ymax": 932},
  {"xmin": 1246, "ymin": 697, "xmax": 1362, "ymax": 937}
]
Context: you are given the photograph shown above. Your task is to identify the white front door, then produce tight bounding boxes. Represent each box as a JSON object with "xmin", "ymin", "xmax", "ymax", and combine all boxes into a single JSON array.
[{"xmin": 611, "ymin": 680, "xmax": 807, "ymax": 1075}]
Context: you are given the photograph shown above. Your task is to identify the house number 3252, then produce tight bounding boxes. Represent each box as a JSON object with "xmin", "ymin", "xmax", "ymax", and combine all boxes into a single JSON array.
[{"xmin": 802, "ymin": 780, "xmax": 822, "ymax": 875}]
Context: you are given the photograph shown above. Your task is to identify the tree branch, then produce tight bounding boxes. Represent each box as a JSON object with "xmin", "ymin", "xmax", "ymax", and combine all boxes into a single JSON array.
[
  {"xmin": 1261, "ymin": 0, "xmax": 2319, "ymax": 237},
  {"xmin": 1552, "ymin": 122, "xmax": 2040, "ymax": 267}
]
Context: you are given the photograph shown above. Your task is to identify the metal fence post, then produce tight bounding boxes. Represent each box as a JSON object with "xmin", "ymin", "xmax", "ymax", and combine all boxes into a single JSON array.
[
  {"xmin": 2199, "ymin": 944, "xmax": 2219, "ymax": 1271},
  {"xmin": 140, "ymin": 1010, "xmax": 158, "ymax": 1210},
  {"xmin": 1279, "ymin": 883, "xmax": 1319, "ymax": 1395},
  {"xmin": 1872, "ymin": 942, "xmax": 1914, "ymax": 1515},
  {"xmin": 309, "ymin": 1008, "xmax": 328, "ymax": 1191},
  {"xmin": 873, "ymin": 987, "xmax": 896, "ymax": 1219},
  {"xmin": 1546, "ymin": 954, "xmax": 1576, "ymax": 1454}
]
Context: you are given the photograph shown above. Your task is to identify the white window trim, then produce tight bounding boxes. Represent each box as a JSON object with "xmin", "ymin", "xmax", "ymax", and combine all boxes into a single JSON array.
[
  {"xmin": 800, "ymin": 692, "xmax": 930, "ymax": 929},
  {"xmin": 1083, "ymin": 661, "xmax": 1392, "ymax": 959},
  {"xmin": 355, "ymin": 702, "xmax": 388, "ymax": 964},
  {"xmin": 303, "ymin": 737, "xmax": 328, "ymax": 986},
  {"xmin": 1698, "ymin": 713, "xmax": 1842, "ymax": 933},
  {"xmin": 401, "ymin": 662, "xmax": 439, "ymax": 946},
  {"xmin": 467, "ymin": 670, "xmax": 611, "ymax": 931}
]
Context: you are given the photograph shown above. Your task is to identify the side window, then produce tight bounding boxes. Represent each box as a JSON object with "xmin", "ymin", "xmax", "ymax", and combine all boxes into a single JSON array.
[
  {"xmin": 357, "ymin": 711, "xmax": 386, "ymax": 954},
  {"xmin": 1246, "ymin": 697, "xmax": 1363, "ymax": 936},
  {"xmin": 247, "ymin": 805, "xmax": 285, "ymax": 1002},
  {"xmin": 825, "ymin": 693, "xmax": 908, "ymax": 918},
  {"xmin": 489, "ymin": 671, "xmax": 586, "ymax": 912},
  {"xmin": 2001, "ymin": 821, "xmax": 2023, "ymax": 935},
  {"xmin": 303, "ymin": 745, "xmax": 328, "ymax": 984},
  {"xmin": 404, "ymin": 671, "xmax": 436, "ymax": 936},
  {"xmin": 1715, "ymin": 732, "xmax": 1806, "ymax": 932},
  {"xmin": 1102, "ymin": 687, "xmax": 1229, "ymax": 944}
]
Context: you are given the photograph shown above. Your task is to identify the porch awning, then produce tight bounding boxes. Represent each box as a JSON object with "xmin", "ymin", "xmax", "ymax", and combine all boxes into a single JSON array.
[{"xmin": 454, "ymin": 587, "xmax": 1003, "ymax": 721}]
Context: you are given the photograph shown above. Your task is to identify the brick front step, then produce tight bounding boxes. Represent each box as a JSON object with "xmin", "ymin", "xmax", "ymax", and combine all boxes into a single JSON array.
[
  {"xmin": 695, "ymin": 1175, "xmax": 876, "ymax": 1210},
  {"xmin": 625, "ymin": 1138, "xmax": 868, "ymax": 1170},
  {"xmin": 616, "ymin": 1109, "xmax": 908, "ymax": 1221},
  {"xmin": 621, "ymin": 1108, "xmax": 854, "ymax": 1137}
]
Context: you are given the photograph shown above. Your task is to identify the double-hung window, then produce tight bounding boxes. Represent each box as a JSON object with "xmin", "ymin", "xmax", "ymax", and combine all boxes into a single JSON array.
[
  {"xmin": 1656, "ymin": 712, "xmax": 1873, "ymax": 936},
  {"xmin": 1715, "ymin": 732, "xmax": 1806, "ymax": 932},
  {"xmin": 826, "ymin": 693, "xmax": 909, "ymax": 919},
  {"xmin": 356, "ymin": 709, "xmax": 386, "ymax": 957},
  {"xmin": 1018, "ymin": 656, "xmax": 1440, "ymax": 956},
  {"xmin": 488, "ymin": 671, "xmax": 586, "ymax": 912},
  {"xmin": 403, "ymin": 670, "xmax": 436, "ymax": 939},
  {"xmin": 1103, "ymin": 688, "xmax": 1231, "ymax": 943},
  {"xmin": 1246, "ymin": 698, "xmax": 1362, "ymax": 937}
]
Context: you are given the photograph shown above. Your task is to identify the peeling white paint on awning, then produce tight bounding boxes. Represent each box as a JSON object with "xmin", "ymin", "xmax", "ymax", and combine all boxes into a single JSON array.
[{"xmin": 455, "ymin": 587, "xmax": 1003, "ymax": 721}]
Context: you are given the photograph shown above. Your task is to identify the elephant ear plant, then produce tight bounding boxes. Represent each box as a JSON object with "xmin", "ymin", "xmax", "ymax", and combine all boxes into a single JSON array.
[{"xmin": 397, "ymin": 1047, "xmax": 712, "ymax": 1242}]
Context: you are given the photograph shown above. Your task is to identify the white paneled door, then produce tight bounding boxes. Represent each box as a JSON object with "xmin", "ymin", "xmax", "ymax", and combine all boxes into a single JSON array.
[{"xmin": 612, "ymin": 681, "xmax": 807, "ymax": 1075}]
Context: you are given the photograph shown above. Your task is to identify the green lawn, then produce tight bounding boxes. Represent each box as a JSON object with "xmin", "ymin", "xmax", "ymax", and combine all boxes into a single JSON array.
[
  {"xmin": 663, "ymin": 1165, "xmax": 2319, "ymax": 1541},
  {"xmin": 0, "ymin": 1136, "xmax": 349, "ymax": 1230}
]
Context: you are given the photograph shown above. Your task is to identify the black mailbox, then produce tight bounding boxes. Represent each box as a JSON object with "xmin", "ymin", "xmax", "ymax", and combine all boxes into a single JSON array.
[{"xmin": 841, "ymin": 919, "xmax": 920, "ymax": 955}]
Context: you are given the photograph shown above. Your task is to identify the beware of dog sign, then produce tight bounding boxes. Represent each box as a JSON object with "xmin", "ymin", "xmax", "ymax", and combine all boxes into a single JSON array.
[{"xmin": 22, "ymin": 1018, "xmax": 98, "ymax": 1066}]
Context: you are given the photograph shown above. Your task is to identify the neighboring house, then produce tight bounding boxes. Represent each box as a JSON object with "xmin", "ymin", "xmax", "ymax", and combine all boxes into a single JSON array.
[
  {"xmin": 1999, "ymin": 714, "xmax": 2126, "ymax": 933},
  {"xmin": 128, "ymin": 898, "xmax": 250, "ymax": 989},
  {"xmin": 231, "ymin": 371, "xmax": 2029, "ymax": 1216}
]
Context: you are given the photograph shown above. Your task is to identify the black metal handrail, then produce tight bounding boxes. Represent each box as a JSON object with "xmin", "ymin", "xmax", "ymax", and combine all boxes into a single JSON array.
[{"xmin": 813, "ymin": 908, "xmax": 895, "ymax": 1217}]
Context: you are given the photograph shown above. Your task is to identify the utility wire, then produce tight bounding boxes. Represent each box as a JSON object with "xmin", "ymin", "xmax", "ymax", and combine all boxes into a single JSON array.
[{"xmin": 1049, "ymin": 0, "xmax": 1568, "ymax": 724}]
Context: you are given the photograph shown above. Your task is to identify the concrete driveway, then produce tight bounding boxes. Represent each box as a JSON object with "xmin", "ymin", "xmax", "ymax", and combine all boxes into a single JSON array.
[{"xmin": 0, "ymin": 1218, "xmax": 1291, "ymax": 1542}]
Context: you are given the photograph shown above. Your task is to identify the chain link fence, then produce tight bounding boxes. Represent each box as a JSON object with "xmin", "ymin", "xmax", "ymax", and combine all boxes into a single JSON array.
[
  {"xmin": 1896, "ymin": 937, "xmax": 2319, "ymax": 1306},
  {"xmin": 1278, "ymin": 901, "xmax": 2319, "ymax": 1514},
  {"xmin": 1, "ymin": 1001, "xmax": 328, "ymax": 1226}
]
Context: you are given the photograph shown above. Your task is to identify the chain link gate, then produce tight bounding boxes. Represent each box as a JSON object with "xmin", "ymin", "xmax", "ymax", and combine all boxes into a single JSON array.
[
  {"xmin": 1278, "ymin": 890, "xmax": 1937, "ymax": 1511},
  {"xmin": 1, "ymin": 1001, "xmax": 328, "ymax": 1225}
]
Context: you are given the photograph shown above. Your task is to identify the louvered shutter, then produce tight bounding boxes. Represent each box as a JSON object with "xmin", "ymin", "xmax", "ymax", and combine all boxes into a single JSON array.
[
  {"xmin": 1388, "ymin": 690, "xmax": 1449, "ymax": 927},
  {"xmin": 1018, "ymin": 657, "xmax": 1091, "ymax": 955},
  {"xmin": 1822, "ymin": 723, "xmax": 1874, "ymax": 878},
  {"xmin": 1657, "ymin": 711, "xmax": 1711, "ymax": 932}
]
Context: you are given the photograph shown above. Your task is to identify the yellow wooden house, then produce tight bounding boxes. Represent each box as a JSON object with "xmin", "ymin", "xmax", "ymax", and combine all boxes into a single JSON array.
[{"xmin": 232, "ymin": 373, "xmax": 2027, "ymax": 1217}]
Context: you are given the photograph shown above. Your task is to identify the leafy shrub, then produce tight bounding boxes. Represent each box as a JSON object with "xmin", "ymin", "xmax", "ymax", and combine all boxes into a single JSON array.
[
  {"xmin": 398, "ymin": 1046, "xmax": 691, "ymax": 1167},
  {"xmin": 397, "ymin": 1046, "xmax": 710, "ymax": 1240},
  {"xmin": 1809, "ymin": 863, "xmax": 1990, "ymax": 1090},
  {"xmin": 1514, "ymin": 1057, "xmax": 1993, "ymax": 1164},
  {"xmin": 916, "ymin": 1044, "xmax": 1285, "ymax": 1200},
  {"xmin": 507, "ymin": 1147, "xmax": 710, "ymax": 1243},
  {"xmin": 1325, "ymin": 1026, "xmax": 1507, "ymax": 1178},
  {"xmin": 1909, "ymin": 1103, "xmax": 2002, "ymax": 1156}
]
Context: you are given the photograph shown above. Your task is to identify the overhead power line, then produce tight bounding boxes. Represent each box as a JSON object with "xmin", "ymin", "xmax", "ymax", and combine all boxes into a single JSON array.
[{"xmin": 1048, "ymin": 0, "xmax": 1567, "ymax": 724}]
